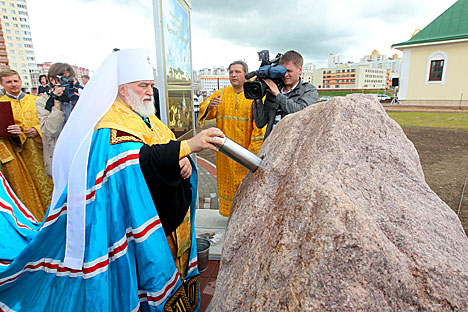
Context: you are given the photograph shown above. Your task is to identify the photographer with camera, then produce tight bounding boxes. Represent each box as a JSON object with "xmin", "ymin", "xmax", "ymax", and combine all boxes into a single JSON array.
[
  {"xmin": 35, "ymin": 62, "xmax": 79, "ymax": 177},
  {"xmin": 252, "ymin": 50, "xmax": 318, "ymax": 139}
]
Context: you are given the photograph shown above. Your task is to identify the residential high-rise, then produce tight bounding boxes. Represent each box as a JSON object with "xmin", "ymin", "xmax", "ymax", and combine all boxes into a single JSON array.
[
  {"xmin": 0, "ymin": 21, "xmax": 10, "ymax": 69},
  {"xmin": 328, "ymin": 53, "xmax": 342, "ymax": 68},
  {"xmin": 357, "ymin": 50, "xmax": 401, "ymax": 74},
  {"xmin": 360, "ymin": 50, "xmax": 386, "ymax": 62},
  {"xmin": 200, "ymin": 75, "xmax": 230, "ymax": 95},
  {"xmin": 0, "ymin": 0, "xmax": 38, "ymax": 92}
]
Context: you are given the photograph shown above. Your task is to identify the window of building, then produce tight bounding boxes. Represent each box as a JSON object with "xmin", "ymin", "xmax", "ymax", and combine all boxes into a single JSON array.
[
  {"xmin": 6, "ymin": 35, "xmax": 11, "ymax": 40},
  {"xmin": 0, "ymin": 1, "xmax": 5, "ymax": 5},
  {"xmin": 17, "ymin": 43, "xmax": 21, "ymax": 47},
  {"xmin": 14, "ymin": 30, "xmax": 19, "ymax": 34},
  {"xmin": 10, "ymin": 9, "xmax": 15, "ymax": 14},
  {"xmin": 12, "ymin": 17, "xmax": 16, "ymax": 20},
  {"xmin": 5, "ymin": 29, "xmax": 10, "ymax": 33},
  {"xmin": 429, "ymin": 60, "xmax": 443, "ymax": 81},
  {"xmin": 2, "ymin": 15, "xmax": 7, "ymax": 19},
  {"xmin": 10, "ymin": 3, "xmax": 14, "ymax": 7},
  {"xmin": 7, "ymin": 43, "xmax": 13, "ymax": 47},
  {"xmin": 4, "ymin": 22, "xmax": 8, "ymax": 26},
  {"xmin": 15, "ymin": 36, "xmax": 20, "ymax": 41},
  {"xmin": 425, "ymin": 51, "xmax": 447, "ymax": 85}
]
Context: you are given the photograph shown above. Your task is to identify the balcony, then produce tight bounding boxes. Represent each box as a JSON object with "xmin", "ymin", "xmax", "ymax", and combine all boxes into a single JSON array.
[{"xmin": 0, "ymin": 51, "xmax": 7, "ymax": 57}]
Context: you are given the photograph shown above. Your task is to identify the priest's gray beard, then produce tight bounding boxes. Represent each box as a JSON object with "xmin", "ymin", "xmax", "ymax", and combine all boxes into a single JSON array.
[{"xmin": 125, "ymin": 86, "xmax": 155, "ymax": 117}]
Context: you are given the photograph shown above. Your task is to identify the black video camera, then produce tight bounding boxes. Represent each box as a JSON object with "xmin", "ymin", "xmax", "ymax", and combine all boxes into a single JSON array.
[
  {"xmin": 55, "ymin": 75, "xmax": 79, "ymax": 93},
  {"xmin": 49, "ymin": 75, "xmax": 79, "ymax": 103},
  {"xmin": 243, "ymin": 50, "xmax": 286, "ymax": 100}
]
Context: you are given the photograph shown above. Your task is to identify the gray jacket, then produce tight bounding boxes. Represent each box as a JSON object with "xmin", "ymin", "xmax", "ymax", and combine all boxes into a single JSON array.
[
  {"xmin": 253, "ymin": 79, "xmax": 318, "ymax": 139},
  {"xmin": 35, "ymin": 94, "xmax": 65, "ymax": 177}
]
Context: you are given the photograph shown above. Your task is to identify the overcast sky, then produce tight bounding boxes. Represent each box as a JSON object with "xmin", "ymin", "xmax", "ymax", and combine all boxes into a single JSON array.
[{"xmin": 27, "ymin": 0, "xmax": 458, "ymax": 73}]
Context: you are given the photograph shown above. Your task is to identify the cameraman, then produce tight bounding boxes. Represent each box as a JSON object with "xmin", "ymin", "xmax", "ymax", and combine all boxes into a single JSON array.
[
  {"xmin": 253, "ymin": 50, "xmax": 318, "ymax": 139},
  {"xmin": 35, "ymin": 63, "xmax": 78, "ymax": 177}
]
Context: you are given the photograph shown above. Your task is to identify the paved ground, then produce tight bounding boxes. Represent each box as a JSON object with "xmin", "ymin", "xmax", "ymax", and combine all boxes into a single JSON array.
[
  {"xmin": 196, "ymin": 156, "xmax": 218, "ymax": 210},
  {"xmin": 194, "ymin": 156, "xmax": 223, "ymax": 312}
]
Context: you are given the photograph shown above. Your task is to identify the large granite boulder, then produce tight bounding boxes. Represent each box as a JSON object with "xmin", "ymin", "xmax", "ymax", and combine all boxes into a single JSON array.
[{"xmin": 211, "ymin": 94, "xmax": 468, "ymax": 311}]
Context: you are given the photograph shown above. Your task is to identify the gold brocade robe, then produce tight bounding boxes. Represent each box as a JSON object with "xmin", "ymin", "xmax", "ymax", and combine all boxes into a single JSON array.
[
  {"xmin": 96, "ymin": 97, "xmax": 193, "ymax": 278},
  {"xmin": 198, "ymin": 86, "xmax": 265, "ymax": 217},
  {"xmin": 0, "ymin": 94, "xmax": 53, "ymax": 221}
]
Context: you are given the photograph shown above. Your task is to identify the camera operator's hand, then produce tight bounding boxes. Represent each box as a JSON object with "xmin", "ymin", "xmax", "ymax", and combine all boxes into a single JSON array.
[
  {"xmin": 52, "ymin": 86, "xmax": 65, "ymax": 110},
  {"xmin": 208, "ymin": 95, "xmax": 221, "ymax": 111},
  {"xmin": 52, "ymin": 85, "xmax": 65, "ymax": 97},
  {"xmin": 264, "ymin": 79, "xmax": 280, "ymax": 97},
  {"xmin": 186, "ymin": 127, "xmax": 224, "ymax": 153}
]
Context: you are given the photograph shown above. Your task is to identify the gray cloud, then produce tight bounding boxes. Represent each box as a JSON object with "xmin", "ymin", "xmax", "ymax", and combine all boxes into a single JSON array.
[{"xmin": 191, "ymin": 0, "xmax": 456, "ymax": 65}]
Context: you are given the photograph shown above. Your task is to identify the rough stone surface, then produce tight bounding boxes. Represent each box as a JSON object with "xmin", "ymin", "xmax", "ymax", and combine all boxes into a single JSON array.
[{"xmin": 211, "ymin": 94, "xmax": 468, "ymax": 311}]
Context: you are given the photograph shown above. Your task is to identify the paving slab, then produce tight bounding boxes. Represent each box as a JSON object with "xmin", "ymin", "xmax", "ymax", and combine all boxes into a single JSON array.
[{"xmin": 195, "ymin": 209, "xmax": 227, "ymax": 260}]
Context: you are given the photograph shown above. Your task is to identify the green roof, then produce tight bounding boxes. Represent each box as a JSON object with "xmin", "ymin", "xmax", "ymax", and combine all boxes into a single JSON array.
[{"xmin": 392, "ymin": 0, "xmax": 468, "ymax": 47}]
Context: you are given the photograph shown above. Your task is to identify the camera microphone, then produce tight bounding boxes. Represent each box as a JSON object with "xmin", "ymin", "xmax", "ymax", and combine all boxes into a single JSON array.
[{"xmin": 245, "ymin": 71, "xmax": 257, "ymax": 80}]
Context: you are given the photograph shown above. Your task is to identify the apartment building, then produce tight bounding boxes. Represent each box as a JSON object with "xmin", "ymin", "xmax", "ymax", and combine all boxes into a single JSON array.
[
  {"xmin": 328, "ymin": 52, "xmax": 343, "ymax": 68},
  {"xmin": 200, "ymin": 75, "xmax": 230, "ymax": 94},
  {"xmin": 301, "ymin": 62, "xmax": 316, "ymax": 84},
  {"xmin": 0, "ymin": 0, "xmax": 38, "ymax": 91},
  {"xmin": 314, "ymin": 64, "xmax": 388, "ymax": 90},
  {"xmin": 0, "ymin": 21, "xmax": 9, "ymax": 69},
  {"xmin": 356, "ymin": 50, "xmax": 402, "ymax": 75}
]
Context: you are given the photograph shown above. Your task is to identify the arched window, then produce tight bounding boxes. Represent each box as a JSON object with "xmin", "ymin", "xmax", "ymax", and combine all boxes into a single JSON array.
[{"xmin": 425, "ymin": 51, "xmax": 447, "ymax": 86}]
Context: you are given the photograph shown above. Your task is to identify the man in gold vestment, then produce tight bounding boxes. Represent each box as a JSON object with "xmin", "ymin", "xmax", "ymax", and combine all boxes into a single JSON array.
[
  {"xmin": 198, "ymin": 61, "xmax": 265, "ymax": 217},
  {"xmin": 0, "ymin": 69, "xmax": 53, "ymax": 221}
]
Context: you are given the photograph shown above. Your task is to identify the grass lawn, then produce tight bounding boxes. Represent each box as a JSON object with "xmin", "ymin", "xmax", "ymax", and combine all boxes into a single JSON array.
[{"xmin": 387, "ymin": 112, "xmax": 468, "ymax": 131}]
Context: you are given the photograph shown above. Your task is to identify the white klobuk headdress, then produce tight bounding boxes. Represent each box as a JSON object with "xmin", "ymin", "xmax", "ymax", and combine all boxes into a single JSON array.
[{"xmin": 49, "ymin": 48, "xmax": 154, "ymax": 269}]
